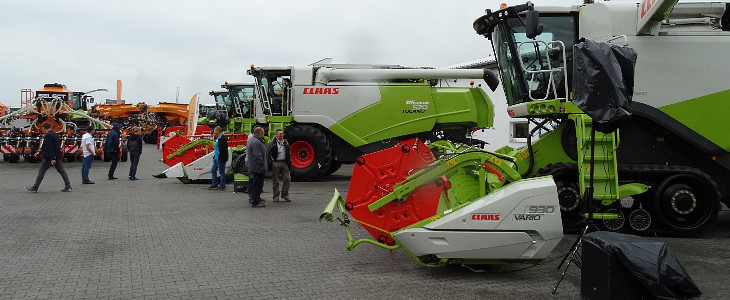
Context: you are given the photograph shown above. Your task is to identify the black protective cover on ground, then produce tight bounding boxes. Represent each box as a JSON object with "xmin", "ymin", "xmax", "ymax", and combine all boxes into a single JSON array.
[
  {"xmin": 582, "ymin": 231, "xmax": 702, "ymax": 299},
  {"xmin": 572, "ymin": 39, "xmax": 637, "ymax": 133}
]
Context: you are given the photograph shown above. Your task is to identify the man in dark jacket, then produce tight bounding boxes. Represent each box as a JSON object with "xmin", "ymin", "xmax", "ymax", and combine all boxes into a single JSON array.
[
  {"xmin": 126, "ymin": 127, "xmax": 143, "ymax": 180},
  {"xmin": 104, "ymin": 123, "xmax": 122, "ymax": 180},
  {"xmin": 208, "ymin": 126, "xmax": 229, "ymax": 190},
  {"xmin": 25, "ymin": 122, "xmax": 72, "ymax": 192},
  {"xmin": 266, "ymin": 129, "xmax": 291, "ymax": 202},
  {"xmin": 246, "ymin": 127, "xmax": 267, "ymax": 207}
]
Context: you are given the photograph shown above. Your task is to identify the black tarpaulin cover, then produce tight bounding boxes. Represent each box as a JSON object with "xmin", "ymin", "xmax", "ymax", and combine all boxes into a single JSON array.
[
  {"xmin": 572, "ymin": 39, "xmax": 637, "ymax": 133},
  {"xmin": 582, "ymin": 231, "xmax": 702, "ymax": 299}
]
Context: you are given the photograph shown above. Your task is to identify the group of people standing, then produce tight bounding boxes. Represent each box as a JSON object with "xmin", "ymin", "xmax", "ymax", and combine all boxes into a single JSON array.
[
  {"xmin": 27, "ymin": 121, "xmax": 291, "ymax": 208},
  {"xmin": 26, "ymin": 122, "xmax": 143, "ymax": 192},
  {"xmin": 208, "ymin": 125, "xmax": 291, "ymax": 208}
]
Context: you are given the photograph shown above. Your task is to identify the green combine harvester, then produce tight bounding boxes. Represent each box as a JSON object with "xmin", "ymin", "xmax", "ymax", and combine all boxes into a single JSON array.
[
  {"xmin": 320, "ymin": 0, "xmax": 729, "ymax": 268},
  {"xmin": 472, "ymin": 0, "xmax": 730, "ymax": 235}
]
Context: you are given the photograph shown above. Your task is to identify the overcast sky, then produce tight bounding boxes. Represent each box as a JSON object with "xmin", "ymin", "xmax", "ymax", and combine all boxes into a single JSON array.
[{"xmin": 1, "ymin": 0, "xmax": 610, "ymax": 106}]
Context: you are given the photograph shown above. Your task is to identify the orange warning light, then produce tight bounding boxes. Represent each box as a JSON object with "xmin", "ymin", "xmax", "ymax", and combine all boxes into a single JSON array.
[{"xmin": 500, "ymin": 3, "xmax": 508, "ymax": 9}]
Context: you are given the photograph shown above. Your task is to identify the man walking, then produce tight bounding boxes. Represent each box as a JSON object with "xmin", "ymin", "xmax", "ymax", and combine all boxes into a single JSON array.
[
  {"xmin": 208, "ymin": 126, "xmax": 228, "ymax": 190},
  {"xmin": 104, "ymin": 123, "xmax": 122, "ymax": 180},
  {"xmin": 266, "ymin": 129, "xmax": 291, "ymax": 202},
  {"xmin": 246, "ymin": 127, "xmax": 267, "ymax": 207},
  {"xmin": 81, "ymin": 125, "xmax": 96, "ymax": 184},
  {"xmin": 25, "ymin": 122, "xmax": 72, "ymax": 192}
]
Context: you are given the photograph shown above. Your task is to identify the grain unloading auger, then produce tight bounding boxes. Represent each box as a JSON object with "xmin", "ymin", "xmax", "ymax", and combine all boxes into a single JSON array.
[{"xmin": 321, "ymin": 138, "xmax": 563, "ymax": 266}]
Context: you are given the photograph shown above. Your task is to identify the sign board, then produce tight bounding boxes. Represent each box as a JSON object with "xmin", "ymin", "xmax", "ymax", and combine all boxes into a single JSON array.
[{"xmin": 186, "ymin": 94, "xmax": 199, "ymax": 135}]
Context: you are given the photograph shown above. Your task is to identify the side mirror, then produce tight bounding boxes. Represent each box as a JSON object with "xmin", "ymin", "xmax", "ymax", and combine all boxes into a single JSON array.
[
  {"xmin": 88, "ymin": 97, "xmax": 95, "ymax": 104},
  {"xmin": 525, "ymin": 9, "xmax": 543, "ymax": 39},
  {"xmin": 482, "ymin": 69, "xmax": 500, "ymax": 92}
]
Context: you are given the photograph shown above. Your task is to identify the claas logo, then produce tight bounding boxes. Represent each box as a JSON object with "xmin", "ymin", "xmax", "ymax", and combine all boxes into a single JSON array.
[
  {"xmin": 471, "ymin": 213, "xmax": 500, "ymax": 221},
  {"xmin": 303, "ymin": 87, "xmax": 339, "ymax": 95}
]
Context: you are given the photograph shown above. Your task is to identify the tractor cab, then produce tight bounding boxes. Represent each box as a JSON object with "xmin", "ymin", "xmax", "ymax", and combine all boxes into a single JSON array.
[
  {"xmin": 208, "ymin": 90, "xmax": 231, "ymax": 118},
  {"xmin": 220, "ymin": 83, "xmax": 255, "ymax": 119},
  {"xmin": 474, "ymin": 3, "xmax": 576, "ymax": 116},
  {"xmin": 72, "ymin": 92, "xmax": 95, "ymax": 111},
  {"xmin": 247, "ymin": 66, "xmax": 291, "ymax": 117}
]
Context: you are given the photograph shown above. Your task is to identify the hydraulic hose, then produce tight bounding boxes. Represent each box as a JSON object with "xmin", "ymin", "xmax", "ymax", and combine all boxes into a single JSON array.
[{"xmin": 520, "ymin": 118, "xmax": 550, "ymax": 177}]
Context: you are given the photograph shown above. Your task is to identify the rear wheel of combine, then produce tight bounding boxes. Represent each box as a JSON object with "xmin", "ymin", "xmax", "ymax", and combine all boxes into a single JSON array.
[
  {"xmin": 8, "ymin": 154, "xmax": 20, "ymax": 163},
  {"xmin": 536, "ymin": 163, "xmax": 583, "ymax": 231},
  {"xmin": 285, "ymin": 125, "xmax": 332, "ymax": 182},
  {"xmin": 65, "ymin": 153, "xmax": 76, "ymax": 163},
  {"xmin": 323, "ymin": 160, "xmax": 342, "ymax": 176},
  {"xmin": 652, "ymin": 175, "xmax": 720, "ymax": 236}
]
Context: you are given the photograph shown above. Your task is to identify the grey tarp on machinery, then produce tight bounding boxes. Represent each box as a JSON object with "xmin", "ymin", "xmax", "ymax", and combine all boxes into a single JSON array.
[{"xmin": 582, "ymin": 231, "xmax": 702, "ymax": 299}]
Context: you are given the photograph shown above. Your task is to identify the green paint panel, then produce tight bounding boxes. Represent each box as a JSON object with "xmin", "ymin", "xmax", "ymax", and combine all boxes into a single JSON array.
[
  {"xmin": 512, "ymin": 124, "xmax": 576, "ymax": 177},
  {"xmin": 659, "ymin": 89, "xmax": 730, "ymax": 151},
  {"xmin": 330, "ymin": 84, "xmax": 494, "ymax": 147}
]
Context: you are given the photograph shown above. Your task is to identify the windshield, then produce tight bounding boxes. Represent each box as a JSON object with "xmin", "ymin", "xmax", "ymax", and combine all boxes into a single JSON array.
[
  {"xmin": 492, "ymin": 14, "xmax": 576, "ymax": 106},
  {"xmin": 214, "ymin": 93, "xmax": 230, "ymax": 110},
  {"xmin": 72, "ymin": 94, "xmax": 83, "ymax": 110},
  {"xmin": 230, "ymin": 85, "xmax": 254, "ymax": 118}
]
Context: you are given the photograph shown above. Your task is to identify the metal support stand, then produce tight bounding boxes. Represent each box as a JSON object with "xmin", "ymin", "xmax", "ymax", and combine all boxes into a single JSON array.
[{"xmin": 552, "ymin": 127, "xmax": 597, "ymax": 294}]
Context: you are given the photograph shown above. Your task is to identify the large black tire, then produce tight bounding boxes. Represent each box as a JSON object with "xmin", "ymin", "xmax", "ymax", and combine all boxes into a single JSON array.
[
  {"xmin": 651, "ymin": 174, "xmax": 720, "ymax": 236},
  {"xmin": 323, "ymin": 160, "xmax": 342, "ymax": 176},
  {"xmin": 535, "ymin": 163, "xmax": 583, "ymax": 232},
  {"xmin": 148, "ymin": 133, "xmax": 158, "ymax": 144},
  {"xmin": 285, "ymin": 125, "xmax": 332, "ymax": 182},
  {"xmin": 8, "ymin": 154, "xmax": 20, "ymax": 163},
  {"xmin": 65, "ymin": 153, "xmax": 76, "ymax": 163}
]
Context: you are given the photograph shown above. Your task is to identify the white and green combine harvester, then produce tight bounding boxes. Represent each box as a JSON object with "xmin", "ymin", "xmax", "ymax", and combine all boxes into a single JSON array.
[
  {"xmin": 246, "ymin": 62, "xmax": 501, "ymax": 181},
  {"xmin": 163, "ymin": 63, "xmax": 502, "ymax": 183},
  {"xmin": 470, "ymin": 0, "xmax": 730, "ymax": 235},
  {"xmin": 319, "ymin": 0, "xmax": 729, "ymax": 268}
]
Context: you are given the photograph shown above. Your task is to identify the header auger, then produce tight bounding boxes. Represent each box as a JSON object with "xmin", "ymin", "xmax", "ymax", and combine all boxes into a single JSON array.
[{"xmin": 321, "ymin": 138, "xmax": 564, "ymax": 266}]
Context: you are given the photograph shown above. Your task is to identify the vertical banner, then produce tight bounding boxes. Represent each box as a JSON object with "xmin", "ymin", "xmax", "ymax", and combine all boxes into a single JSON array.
[
  {"xmin": 186, "ymin": 94, "xmax": 199, "ymax": 135},
  {"xmin": 116, "ymin": 80, "xmax": 122, "ymax": 104}
]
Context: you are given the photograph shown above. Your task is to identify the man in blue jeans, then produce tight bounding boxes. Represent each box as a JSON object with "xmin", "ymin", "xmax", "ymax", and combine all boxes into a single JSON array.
[
  {"xmin": 208, "ymin": 126, "xmax": 228, "ymax": 190},
  {"xmin": 81, "ymin": 125, "xmax": 96, "ymax": 184}
]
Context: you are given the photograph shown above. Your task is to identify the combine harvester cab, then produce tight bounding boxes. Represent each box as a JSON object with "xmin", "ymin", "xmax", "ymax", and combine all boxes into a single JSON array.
[{"xmin": 472, "ymin": 0, "xmax": 730, "ymax": 235}]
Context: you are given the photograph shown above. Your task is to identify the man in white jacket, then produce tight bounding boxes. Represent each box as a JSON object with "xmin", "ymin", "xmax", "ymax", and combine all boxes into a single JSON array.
[{"xmin": 81, "ymin": 126, "xmax": 96, "ymax": 184}]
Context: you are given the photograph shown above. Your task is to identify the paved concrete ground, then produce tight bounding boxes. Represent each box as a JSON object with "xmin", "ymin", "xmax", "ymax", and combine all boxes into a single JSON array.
[{"xmin": 0, "ymin": 147, "xmax": 728, "ymax": 299}]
